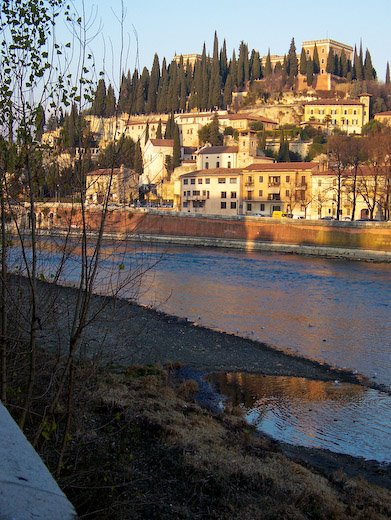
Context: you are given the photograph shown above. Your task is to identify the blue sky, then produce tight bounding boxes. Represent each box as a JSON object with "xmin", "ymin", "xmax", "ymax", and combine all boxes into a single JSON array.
[{"xmin": 62, "ymin": 0, "xmax": 390, "ymax": 82}]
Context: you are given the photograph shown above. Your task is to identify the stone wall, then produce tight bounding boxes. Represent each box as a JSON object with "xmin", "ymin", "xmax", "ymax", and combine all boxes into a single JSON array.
[{"xmin": 31, "ymin": 204, "xmax": 391, "ymax": 254}]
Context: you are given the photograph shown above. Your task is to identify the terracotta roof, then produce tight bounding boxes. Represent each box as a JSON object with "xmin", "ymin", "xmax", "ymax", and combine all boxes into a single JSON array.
[
  {"xmin": 180, "ymin": 168, "xmax": 242, "ymax": 177},
  {"xmin": 313, "ymin": 166, "xmax": 387, "ymax": 176},
  {"xmin": 305, "ymin": 99, "xmax": 363, "ymax": 106},
  {"xmin": 375, "ymin": 111, "xmax": 391, "ymax": 116},
  {"xmin": 244, "ymin": 162, "xmax": 317, "ymax": 172},
  {"xmin": 198, "ymin": 146, "xmax": 238, "ymax": 155},
  {"xmin": 183, "ymin": 146, "xmax": 197, "ymax": 154},
  {"xmin": 176, "ymin": 113, "xmax": 214, "ymax": 119},
  {"xmin": 150, "ymin": 139, "xmax": 174, "ymax": 147}
]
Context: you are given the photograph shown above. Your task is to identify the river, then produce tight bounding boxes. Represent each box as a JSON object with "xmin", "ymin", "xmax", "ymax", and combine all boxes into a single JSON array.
[{"xmin": 10, "ymin": 237, "xmax": 391, "ymax": 462}]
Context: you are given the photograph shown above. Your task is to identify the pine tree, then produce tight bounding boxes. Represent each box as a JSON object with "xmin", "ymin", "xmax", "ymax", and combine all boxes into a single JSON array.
[
  {"xmin": 364, "ymin": 49, "xmax": 376, "ymax": 80},
  {"xmin": 326, "ymin": 49, "xmax": 334, "ymax": 74},
  {"xmin": 91, "ymin": 78, "xmax": 106, "ymax": 116},
  {"xmin": 105, "ymin": 84, "xmax": 116, "ymax": 117},
  {"xmin": 172, "ymin": 122, "xmax": 181, "ymax": 168},
  {"xmin": 386, "ymin": 62, "xmax": 390, "ymax": 84},
  {"xmin": 313, "ymin": 44, "xmax": 320, "ymax": 74},
  {"xmin": 156, "ymin": 119, "xmax": 162, "ymax": 139},
  {"xmin": 264, "ymin": 49, "xmax": 273, "ymax": 77},
  {"xmin": 299, "ymin": 48, "xmax": 307, "ymax": 75},
  {"xmin": 134, "ymin": 139, "xmax": 143, "ymax": 174}
]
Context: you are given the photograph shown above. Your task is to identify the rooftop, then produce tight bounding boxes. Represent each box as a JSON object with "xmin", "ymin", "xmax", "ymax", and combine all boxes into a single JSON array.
[
  {"xmin": 244, "ymin": 162, "xmax": 317, "ymax": 172},
  {"xmin": 180, "ymin": 168, "xmax": 242, "ymax": 177},
  {"xmin": 305, "ymin": 99, "xmax": 363, "ymax": 106},
  {"xmin": 150, "ymin": 139, "xmax": 174, "ymax": 147},
  {"xmin": 198, "ymin": 146, "xmax": 238, "ymax": 155}
]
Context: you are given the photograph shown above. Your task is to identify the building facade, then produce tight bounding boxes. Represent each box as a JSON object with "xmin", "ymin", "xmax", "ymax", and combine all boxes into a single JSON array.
[
  {"xmin": 242, "ymin": 162, "xmax": 318, "ymax": 217},
  {"xmin": 86, "ymin": 166, "xmax": 138, "ymax": 205},
  {"xmin": 303, "ymin": 95, "xmax": 371, "ymax": 134}
]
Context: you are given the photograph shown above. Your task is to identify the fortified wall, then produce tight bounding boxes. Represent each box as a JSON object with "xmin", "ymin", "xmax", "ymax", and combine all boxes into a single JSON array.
[{"xmin": 24, "ymin": 203, "xmax": 391, "ymax": 257}]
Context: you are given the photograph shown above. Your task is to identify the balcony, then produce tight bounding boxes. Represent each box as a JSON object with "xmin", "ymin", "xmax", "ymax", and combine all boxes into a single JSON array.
[
  {"xmin": 245, "ymin": 181, "xmax": 254, "ymax": 187},
  {"xmin": 184, "ymin": 195, "xmax": 208, "ymax": 201},
  {"xmin": 295, "ymin": 183, "xmax": 307, "ymax": 190},
  {"xmin": 268, "ymin": 182, "xmax": 280, "ymax": 187}
]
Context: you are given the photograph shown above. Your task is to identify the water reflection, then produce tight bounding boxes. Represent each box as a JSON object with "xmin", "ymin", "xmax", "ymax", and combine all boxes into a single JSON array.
[{"xmin": 209, "ymin": 372, "xmax": 391, "ymax": 463}]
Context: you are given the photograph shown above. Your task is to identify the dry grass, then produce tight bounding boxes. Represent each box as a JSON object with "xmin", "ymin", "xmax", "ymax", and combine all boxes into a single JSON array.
[{"xmin": 49, "ymin": 366, "xmax": 391, "ymax": 520}]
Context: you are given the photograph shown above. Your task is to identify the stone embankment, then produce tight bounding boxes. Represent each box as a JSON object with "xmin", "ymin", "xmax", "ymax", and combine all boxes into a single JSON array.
[{"xmin": 22, "ymin": 203, "xmax": 391, "ymax": 262}]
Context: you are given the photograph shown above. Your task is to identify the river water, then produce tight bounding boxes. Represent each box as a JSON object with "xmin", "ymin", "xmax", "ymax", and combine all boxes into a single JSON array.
[{"xmin": 10, "ymin": 238, "xmax": 391, "ymax": 461}]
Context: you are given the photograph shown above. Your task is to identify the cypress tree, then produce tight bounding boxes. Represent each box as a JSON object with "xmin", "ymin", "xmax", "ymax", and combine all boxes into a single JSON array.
[
  {"xmin": 209, "ymin": 31, "xmax": 222, "ymax": 108},
  {"xmin": 91, "ymin": 78, "xmax": 106, "ymax": 116},
  {"xmin": 264, "ymin": 49, "xmax": 273, "ymax": 77},
  {"xmin": 179, "ymin": 63, "xmax": 187, "ymax": 112},
  {"xmin": 118, "ymin": 72, "xmax": 131, "ymax": 114},
  {"xmin": 306, "ymin": 58, "xmax": 314, "ymax": 87},
  {"xmin": 230, "ymin": 49, "xmax": 238, "ymax": 87},
  {"xmin": 326, "ymin": 49, "xmax": 334, "ymax": 74},
  {"xmin": 157, "ymin": 59, "xmax": 169, "ymax": 113},
  {"xmin": 251, "ymin": 51, "xmax": 262, "ymax": 81},
  {"xmin": 364, "ymin": 49, "xmax": 376, "ymax": 80},
  {"xmin": 299, "ymin": 48, "xmax": 307, "ymax": 75},
  {"xmin": 223, "ymin": 72, "xmax": 233, "ymax": 109},
  {"xmin": 340, "ymin": 51, "xmax": 348, "ymax": 78},
  {"xmin": 313, "ymin": 44, "xmax": 320, "ymax": 74},
  {"xmin": 105, "ymin": 84, "xmax": 116, "ymax": 117},
  {"xmin": 146, "ymin": 53, "xmax": 160, "ymax": 114},
  {"xmin": 386, "ymin": 62, "xmax": 390, "ymax": 84},
  {"xmin": 134, "ymin": 139, "xmax": 143, "ymax": 174},
  {"xmin": 208, "ymin": 112, "xmax": 223, "ymax": 146},
  {"xmin": 220, "ymin": 39, "xmax": 228, "ymax": 83},
  {"xmin": 277, "ymin": 131, "xmax": 290, "ymax": 162},
  {"xmin": 144, "ymin": 122, "xmax": 149, "ymax": 145},
  {"xmin": 35, "ymin": 104, "xmax": 45, "ymax": 141},
  {"xmin": 201, "ymin": 44, "xmax": 209, "ymax": 110},
  {"xmin": 287, "ymin": 38, "xmax": 298, "ymax": 79},
  {"xmin": 333, "ymin": 54, "xmax": 340, "ymax": 76},
  {"xmin": 172, "ymin": 122, "xmax": 181, "ymax": 168},
  {"xmin": 156, "ymin": 119, "xmax": 162, "ymax": 139},
  {"xmin": 164, "ymin": 112, "xmax": 175, "ymax": 139},
  {"xmin": 130, "ymin": 69, "xmax": 139, "ymax": 115}
]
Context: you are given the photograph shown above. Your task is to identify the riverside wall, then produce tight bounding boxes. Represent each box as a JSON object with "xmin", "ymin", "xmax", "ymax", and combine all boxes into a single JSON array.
[{"xmin": 29, "ymin": 204, "xmax": 391, "ymax": 259}]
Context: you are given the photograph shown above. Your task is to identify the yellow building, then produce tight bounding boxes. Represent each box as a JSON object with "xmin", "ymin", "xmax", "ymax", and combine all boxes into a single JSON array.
[
  {"xmin": 303, "ymin": 94, "xmax": 371, "ymax": 134},
  {"xmin": 85, "ymin": 166, "xmax": 139, "ymax": 205},
  {"xmin": 374, "ymin": 111, "xmax": 391, "ymax": 126},
  {"xmin": 242, "ymin": 162, "xmax": 318, "ymax": 217}
]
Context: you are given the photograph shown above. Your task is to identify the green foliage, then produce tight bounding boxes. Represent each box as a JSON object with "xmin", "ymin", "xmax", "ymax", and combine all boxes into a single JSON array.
[
  {"xmin": 97, "ymin": 136, "xmax": 136, "ymax": 169},
  {"xmin": 299, "ymin": 48, "xmax": 307, "ymax": 75},
  {"xmin": 134, "ymin": 139, "xmax": 143, "ymax": 174},
  {"xmin": 198, "ymin": 113, "xmax": 223, "ymax": 146},
  {"xmin": 313, "ymin": 44, "xmax": 320, "ymax": 74},
  {"xmin": 386, "ymin": 62, "xmax": 390, "ymax": 84},
  {"xmin": 172, "ymin": 123, "xmax": 181, "ymax": 169}
]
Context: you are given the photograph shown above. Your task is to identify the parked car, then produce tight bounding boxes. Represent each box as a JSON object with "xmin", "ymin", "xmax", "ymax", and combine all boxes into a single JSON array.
[{"xmin": 320, "ymin": 216, "xmax": 335, "ymax": 220}]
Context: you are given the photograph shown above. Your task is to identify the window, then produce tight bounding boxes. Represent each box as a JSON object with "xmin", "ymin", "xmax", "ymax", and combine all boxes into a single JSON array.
[
  {"xmin": 216, "ymin": 161, "xmax": 220, "ymax": 168},
  {"xmin": 286, "ymin": 189, "xmax": 290, "ymax": 196},
  {"xmin": 286, "ymin": 175, "xmax": 290, "ymax": 183},
  {"xmin": 198, "ymin": 178, "xmax": 203, "ymax": 184},
  {"xmin": 230, "ymin": 191, "xmax": 236, "ymax": 198},
  {"xmin": 190, "ymin": 178, "xmax": 195, "ymax": 185},
  {"xmin": 221, "ymin": 191, "xmax": 227, "ymax": 198},
  {"xmin": 184, "ymin": 179, "xmax": 188, "ymax": 185},
  {"xmin": 227, "ymin": 161, "xmax": 231, "ymax": 168},
  {"xmin": 301, "ymin": 175, "xmax": 306, "ymax": 185},
  {"xmin": 258, "ymin": 190, "xmax": 263, "ymax": 197},
  {"xmin": 260, "ymin": 204, "xmax": 265, "ymax": 211},
  {"xmin": 272, "ymin": 205, "xmax": 281, "ymax": 212},
  {"xmin": 183, "ymin": 191, "xmax": 187, "ymax": 196},
  {"xmin": 192, "ymin": 190, "xmax": 200, "ymax": 196},
  {"xmin": 230, "ymin": 201, "xmax": 237, "ymax": 209},
  {"xmin": 247, "ymin": 203, "xmax": 252, "ymax": 211},
  {"xmin": 183, "ymin": 202, "xmax": 188, "ymax": 208},
  {"xmin": 187, "ymin": 190, "xmax": 191, "ymax": 196},
  {"xmin": 259, "ymin": 176, "xmax": 263, "ymax": 183},
  {"xmin": 229, "ymin": 178, "xmax": 237, "ymax": 184},
  {"xmin": 218, "ymin": 178, "xmax": 226, "ymax": 183},
  {"xmin": 221, "ymin": 201, "xmax": 227, "ymax": 209},
  {"xmin": 205, "ymin": 178, "xmax": 210, "ymax": 184},
  {"xmin": 205, "ymin": 162, "xmax": 209, "ymax": 169},
  {"xmin": 318, "ymin": 180, "xmax": 322, "ymax": 187}
]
